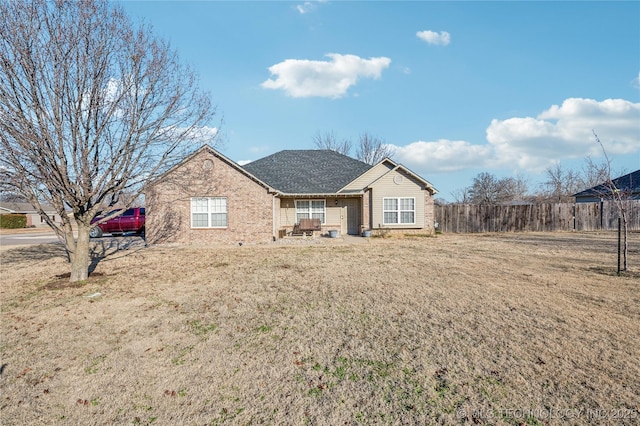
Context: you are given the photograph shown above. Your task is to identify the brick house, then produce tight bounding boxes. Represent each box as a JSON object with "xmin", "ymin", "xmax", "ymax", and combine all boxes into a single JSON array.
[{"xmin": 145, "ymin": 145, "xmax": 438, "ymax": 245}]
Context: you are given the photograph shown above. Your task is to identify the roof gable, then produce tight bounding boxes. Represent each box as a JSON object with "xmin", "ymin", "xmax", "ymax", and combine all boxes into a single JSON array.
[
  {"xmin": 148, "ymin": 145, "xmax": 275, "ymax": 192},
  {"xmin": 364, "ymin": 158, "xmax": 438, "ymax": 194},
  {"xmin": 339, "ymin": 161, "xmax": 395, "ymax": 193},
  {"xmin": 242, "ymin": 150, "xmax": 372, "ymax": 194}
]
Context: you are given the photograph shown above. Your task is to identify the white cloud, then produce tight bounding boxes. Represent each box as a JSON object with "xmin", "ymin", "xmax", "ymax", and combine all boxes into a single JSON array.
[
  {"xmin": 632, "ymin": 71, "xmax": 640, "ymax": 89},
  {"xmin": 390, "ymin": 140, "xmax": 494, "ymax": 173},
  {"xmin": 296, "ymin": 2, "xmax": 315, "ymax": 14},
  {"xmin": 487, "ymin": 98, "xmax": 640, "ymax": 170},
  {"xmin": 390, "ymin": 98, "xmax": 639, "ymax": 174},
  {"xmin": 160, "ymin": 125, "xmax": 219, "ymax": 144},
  {"xmin": 296, "ymin": 0, "xmax": 327, "ymax": 14},
  {"xmin": 104, "ymin": 78, "xmax": 122, "ymax": 102},
  {"xmin": 416, "ymin": 30, "xmax": 451, "ymax": 46},
  {"xmin": 237, "ymin": 160, "xmax": 252, "ymax": 166},
  {"xmin": 184, "ymin": 126, "xmax": 219, "ymax": 142},
  {"xmin": 261, "ymin": 53, "xmax": 391, "ymax": 98}
]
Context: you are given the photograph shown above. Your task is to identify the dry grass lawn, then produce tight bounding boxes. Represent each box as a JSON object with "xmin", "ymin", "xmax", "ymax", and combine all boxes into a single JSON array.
[{"xmin": 1, "ymin": 232, "xmax": 639, "ymax": 425}]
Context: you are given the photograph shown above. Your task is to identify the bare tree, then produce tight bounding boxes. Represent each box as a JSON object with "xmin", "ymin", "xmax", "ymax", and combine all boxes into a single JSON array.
[
  {"xmin": 312, "ymin": 130, "xmax": 352, "ymax": 155},
  {"xmin": 0, "ymin": 0, "xmax": 217, "ymax": 281},
  {"xmin": 469, "ymin": 172, "xmax": 502, "ymax": 205},
  {"xmin": 593, "ymin": 131, "xmax": 630, "ymax": 272},
  {"xmin": 466, "ymin": 172, "xmax": 528, "ymax": 205},
  {"xmin": 581, "ymin": 156, "xmax": 610, "ymax": 190},
  {"xmin": 499, "ymin": 174, "xmax": 529, "ymax": 203},
  {"xmin": 355, "ymin": 132, "xmax": 394, "ymax": 165},
  {"xmin": 451, "ymin": 187, "xmax": 472, "ymax": 204},
  {"xmin": 0, "ymin": 191, "xmax": 28, "ymax": 203},
  {"xmin": 541, "ymin": 163, "xmax": 583, "ymax": 202}
]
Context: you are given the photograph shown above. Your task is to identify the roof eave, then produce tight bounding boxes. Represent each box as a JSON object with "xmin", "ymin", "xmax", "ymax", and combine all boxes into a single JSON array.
[{"xmin": 276, "ymin": 192, "xmax": 364, "ymax": 198}]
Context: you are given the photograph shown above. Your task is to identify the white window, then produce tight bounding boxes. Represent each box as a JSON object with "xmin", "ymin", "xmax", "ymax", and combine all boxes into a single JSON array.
[
  {"xmin": 383, "ymin": 197, "xmax": 415, "ymax": 225},
  {"xmin": 295, "ymin": 200, "xmax": 325, "ymax": 224},
  {"xmin": 191, "ymin": 197, "xmax": 228, "ymax": 228}
]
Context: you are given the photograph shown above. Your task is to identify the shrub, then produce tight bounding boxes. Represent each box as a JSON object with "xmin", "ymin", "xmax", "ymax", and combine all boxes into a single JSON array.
[{"xmin": 0, "ymin": 214, "xmax": 27, "ymax": 229}]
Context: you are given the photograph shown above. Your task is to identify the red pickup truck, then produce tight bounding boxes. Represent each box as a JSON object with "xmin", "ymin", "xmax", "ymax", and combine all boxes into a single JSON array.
[{"xmin": 89, "ymin": 207, "xmax": 145, "ymax": 238}]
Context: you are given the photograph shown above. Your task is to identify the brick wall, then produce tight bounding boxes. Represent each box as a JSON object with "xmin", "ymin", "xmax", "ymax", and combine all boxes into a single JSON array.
[
  {"xmin": 146, "ymin": 149, "xmax": 276, "ymax": 245},
  {"xmin": 362, "ymin": 189, "xmax": 371, "ymax": 231},
  {"xmin": 423, "ymin": 190, "xmax": 435, "ymax": 233}
]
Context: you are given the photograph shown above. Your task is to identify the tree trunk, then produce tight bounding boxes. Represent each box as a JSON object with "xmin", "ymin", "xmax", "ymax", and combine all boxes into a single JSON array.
[
  {"xmin": 69, "ymin": 223, "xmax": 91, "ymax": 282},
  {"xmin": 622, "ymin": 211, "xmax": 628, "ymax": 272}
]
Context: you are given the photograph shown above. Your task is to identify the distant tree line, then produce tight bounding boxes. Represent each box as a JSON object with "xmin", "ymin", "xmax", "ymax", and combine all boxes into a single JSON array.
[{"xmin": 446, "ymin": 157, "xmax": 611, "ymax": 205}]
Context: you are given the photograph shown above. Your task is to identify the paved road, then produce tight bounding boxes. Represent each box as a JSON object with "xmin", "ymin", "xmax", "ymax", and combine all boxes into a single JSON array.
[{"xmin": 0, "ymin": 231, "xmax": 63, "ymax": 247}]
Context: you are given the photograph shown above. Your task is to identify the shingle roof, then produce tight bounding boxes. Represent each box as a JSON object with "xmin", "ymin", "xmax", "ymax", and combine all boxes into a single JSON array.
[
  {"xmin": 573, "ymin": 169, "xmax": 640, "ymax": 199},
  {"xmin": 0, "ymin": 202, "xmax": 57, "ymax": 213},
  {"xmin": 242, "ymin": 150, "xmax": 372, "ymax": 194}
]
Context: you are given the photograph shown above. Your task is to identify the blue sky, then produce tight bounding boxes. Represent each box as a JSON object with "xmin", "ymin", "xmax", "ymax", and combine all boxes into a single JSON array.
[{"xmin": 121, "ymin": 1, "xmax": 640, "ymax": 201}]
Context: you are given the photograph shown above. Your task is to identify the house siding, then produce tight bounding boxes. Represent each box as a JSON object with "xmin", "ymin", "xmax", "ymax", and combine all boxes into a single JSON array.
[
  {"xmin": 146, "ymin": 149, "xmax": 275, "ymax": 245},
  {"xmin": 278, "ymin": 198, "xmax": 296, "ymax": 231},
  {"xmin": 369, "ymin": 169, "xmax": 434, "ymax": 233},
  {"xmin": 24, "ymin": 213, "xmax": 58, "ymax": 228},
  {"xmin": 341, "ymin": 162, "xmax": 394, "ymax": 192}
]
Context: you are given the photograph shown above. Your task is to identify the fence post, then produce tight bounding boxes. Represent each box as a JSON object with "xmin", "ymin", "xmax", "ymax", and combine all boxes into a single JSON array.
[{"xmin": 617, "ymin": 217, "xmax": 621, "ymax": 276}]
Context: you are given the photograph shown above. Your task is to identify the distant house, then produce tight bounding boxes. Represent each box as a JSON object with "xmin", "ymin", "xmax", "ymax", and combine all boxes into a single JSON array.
[
  {"xmin": 145, "ymin": 145, "xmax": 438, "ymax": 245},
  {"xmin": 0, "ymin": 202, "xmax": 62, "ymax": 228},
  {"xmin": 573, "ymin": 169, "xmax": 640, "ymax": 203}
]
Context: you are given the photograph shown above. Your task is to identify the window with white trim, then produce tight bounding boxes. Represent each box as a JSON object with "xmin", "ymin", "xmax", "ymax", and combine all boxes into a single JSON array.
[
  {"xmin": 383, "ymin": 197, "xmax": 415, "ymax": 225},
  {"xmin": 295, "ymin": 200, "xmax": 326, "ymax": 224},
  {"xmin": 191, "ymin": 197, "xmax": 228, "ymax": 228}
]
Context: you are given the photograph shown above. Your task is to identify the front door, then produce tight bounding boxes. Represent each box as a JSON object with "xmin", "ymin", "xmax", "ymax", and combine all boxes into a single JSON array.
[{"xmin": 344, "ymin": 198, "xmax": 361, "ymax": 235}]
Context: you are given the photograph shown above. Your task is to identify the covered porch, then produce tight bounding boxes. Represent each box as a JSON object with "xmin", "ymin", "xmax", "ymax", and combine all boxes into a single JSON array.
[{"xmin": 276, "ymin": 193, "xmax": 368, "ymax": 238}]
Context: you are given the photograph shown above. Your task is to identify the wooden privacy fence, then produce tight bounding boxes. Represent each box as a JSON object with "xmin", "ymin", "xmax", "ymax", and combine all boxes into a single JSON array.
[{"xmin": 435, "ymin": 201, "xmax": 640, "ymax": 233}]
